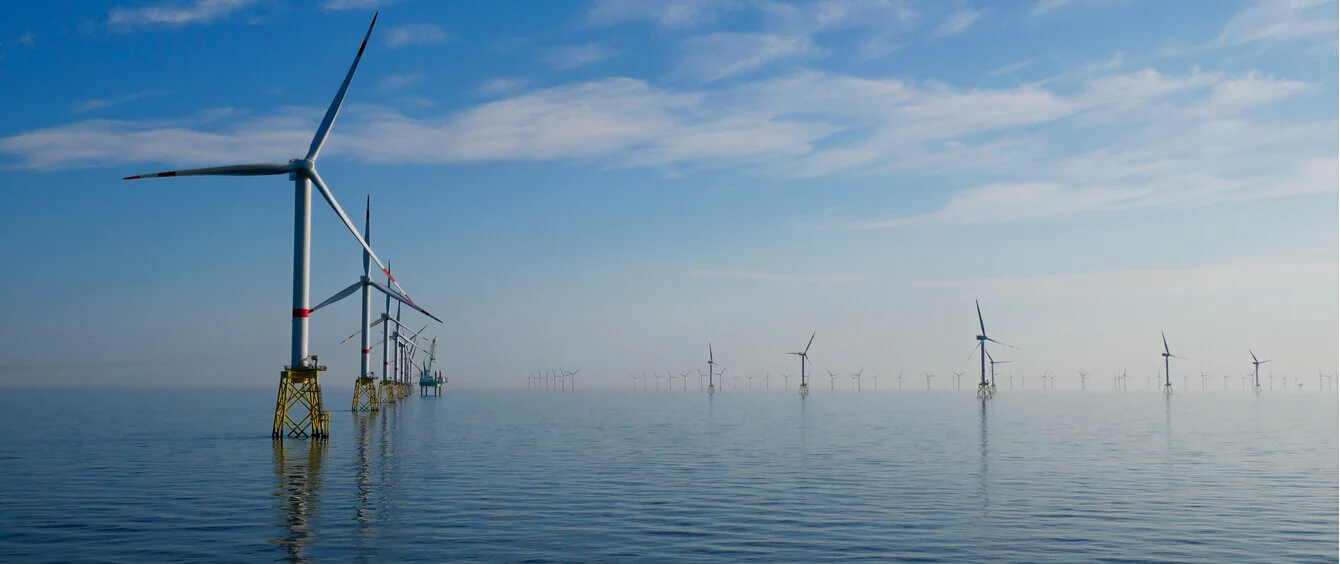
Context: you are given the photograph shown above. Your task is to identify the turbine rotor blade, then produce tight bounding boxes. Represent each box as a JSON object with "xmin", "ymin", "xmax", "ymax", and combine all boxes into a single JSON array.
[
  {"xmin": 804, "ymin": 331, "xmax": 815, "ymax": 354},
  {"xmin": 307, "ymin": 12, "xmax": 378, "ymax": 162},
  {"xmin": 984, "ymin": 337, "xmax": 1016, "ymax": 350},
  {"xmin": 367, "ymin": 279, "xmax": 443, "ymax": 323},
  {"xmin": 976, "ymin": 300, "xmax": 986, "ymax": 335},
  {"xmin": 310, "ymin": 280, "xmax": 362, "ymax": 313},
  {"xmin": 123, "ymin": 162, "xmax": 293, "ymax": 180},
  {"xmin": 309, "ymin": 169, "xmax": 427, "ymax": 310}
]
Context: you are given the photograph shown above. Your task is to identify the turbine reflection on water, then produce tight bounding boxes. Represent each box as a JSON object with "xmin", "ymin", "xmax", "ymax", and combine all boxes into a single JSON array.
[{"xmin": 271, "ymin": 439, "xmax": 327, "ymax": 563}]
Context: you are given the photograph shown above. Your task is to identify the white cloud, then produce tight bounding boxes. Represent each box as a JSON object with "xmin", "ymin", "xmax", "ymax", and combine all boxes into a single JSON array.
[
  {"xmin": 1031, "ymin": 0, "xmax": 1070, "ymax": 15},
  {"xmin": 932, "ymin": 9, "xmax": 983, "ymax": 38},
  {"xmin": 107, "ymin": 0, "xmax": 259, "ymax": 28},
  {"xmin": 74, "ymin": 91, "xmax": 162, "ymax": 113},
  {"xmin": 674, "ymin": 33, "xmax": 819, "ymax": 82},
  {"xmin": 1218, "ymin": 0, "xmax": 1336, "ymax": 44},
  {"xmin": 476, "ymin": 77, "xmax": 530, "ymax": 96},
  {"xmin": 378, "ymin": 73, "xmax": 422, "ymax": 92},
  {"xmin": 1, "ymin": 66, "xmax": 1327, "ymax": 230},
  {"xmin": 586, "ymin": 0, "xmax": 742, "ymax": 28},
  {"xmin": 323, "ymin": 0, "xmax": 392, "ymax": 10},
  {"xmin": 0, "ymin": 31, "xmax": 35, "ymax": 60},
  {"xmin": 386, "ymin": 23, "xmax": 448, "ymax": 47},
  {"xmin": 542, "ymin": 42, "xmax": 619, "ymax": 69}
]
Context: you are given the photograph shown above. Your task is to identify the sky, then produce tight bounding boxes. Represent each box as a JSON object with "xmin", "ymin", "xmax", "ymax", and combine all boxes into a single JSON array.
[{"xmin": 0, "ymin": 0, "xmax": 1336, "ymax": 391}]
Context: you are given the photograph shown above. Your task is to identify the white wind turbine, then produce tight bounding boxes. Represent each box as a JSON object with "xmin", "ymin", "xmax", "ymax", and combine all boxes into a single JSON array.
[
  {"xmin": 850, "ymin": 368, "xmax": 863, "ymax": 391},
  {"xmin": 1161, "ymin": 332, "xmax": 1183, "ymax": 395},
  {"xmin": 1250, "ymin": 350, "xmax": 1269, "ymax": 393},
  {"xmin": 788, "ymin": 331, "xmax": 816, "ymax": 397},
  {"xmin": 924, "ymin": 371, "xmax": 935, "ymax": 391},
  {"xmin": 313, "ymin": 197, "xmax": 440, "ymax": 389},
  {"xmin": 870, "ymin": 373, "xmax": 880, "ymax": 391},
  {"xmin": 828, "ymin": 369, "xmax": 840, "ymax": 391},
  {"xmin": 124, "ymin": 14, "xmax": 417, "ymax": 375}
]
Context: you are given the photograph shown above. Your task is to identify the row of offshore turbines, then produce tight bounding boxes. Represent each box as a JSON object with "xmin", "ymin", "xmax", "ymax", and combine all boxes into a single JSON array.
[
  {"xmin": 124, "ymin": 14, "xmax": 446, "ymax": 439},
  {"xmin": 533, "ymin": 301, "xmax": 1333, "ymax": 395}
]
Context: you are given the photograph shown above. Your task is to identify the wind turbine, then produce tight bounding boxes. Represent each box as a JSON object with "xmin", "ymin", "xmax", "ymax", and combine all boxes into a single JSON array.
[
  {"xmin": 1161, "ymin": 332, "xmax": 1182, "ymax": 395},
  {"xmin": 564, "ymin": 368, "xmax": 580, "ymax": 391},
  {"xmin": 897, "ymin": 372, "xmax": 903, "ymax": 391},
  {"xmin": 312, "ymin": 196, "xmax": 440, "ymax": 411},
  {"xmin": 972, "ymin": 300, "xmax": 1012, "ymax": 399},
  {"xmin": 1039, "ymin": 371, "xmax": 1049, "ymax": 391},
  {"xmin": 1250, "ymin": 350, "xmax": 1269, "ymax": 393},
  {"xmin": 682, "ymin": 371, "xmax": 691, "ymax": 391},
  {"xmin": 747, "ymin": 373, "xmax": 755, "ymax": 391},
  {"xmin": 122, "ymin": 14, "xmax": 434, "ymax": 439},
  {"xmin": 871, "ymin": 373, "xmax": 880, "ymax": 391},
  {"xmin": 788, "ymin": 332, "xmax": 816, "ymax": 397},
  {"xmin": 1223, "ymin": 374, "xmax": 1232, "ymax": 391},
  {"xmin": 828, "ymin": 369, "xmax": 840, "ymax": 391},
  {"xmin": 924, "ymin": 371, "xmax": 934, "ymax": 391},
  {"xmin": 706, "ymin": 343, "xmax": 717, "ymax": 394},
  {"xmin": 1200, "ymin": 371, "xmax": 1209, "ymax": 391},
  {"xmin": 952, "ymin": 370, "xmax": 964, "ymax": 392},
  {"xmin": 1078, "ymin": 370, "xmax": 1089, "ymax": 392},
  {"xmin": 765, "ymin": 372, "xmax": 771, "ymax": 391},
  {"xmin": 850, "ymin": 368, "xmax": 863, "ymax": 391},
  {"xmin": 782, "ymin": 373, "xmax": 792, "ymax": 391}
]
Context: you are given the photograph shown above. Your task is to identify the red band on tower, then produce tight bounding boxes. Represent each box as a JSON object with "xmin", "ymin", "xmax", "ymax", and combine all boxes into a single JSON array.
[{"xmin": 292, "ymin": 308, "xmax": 310, "ymax": 318}]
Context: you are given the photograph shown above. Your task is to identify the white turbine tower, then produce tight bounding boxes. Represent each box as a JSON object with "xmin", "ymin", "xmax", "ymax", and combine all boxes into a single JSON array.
[
  {"xmin": 313, "ymin": 196, "xmax": 440, "ymax": 412},
  {"xmin": 972, "ymin": 301, "xmax": 1013, "ymax": 399},
  {"xmin": 1250, "ymin": 350, "xmax": 1269, "ymax": 393},
  {"xmin": 850, "ymin": 368, "xmax": 864, "ymax": 391},
  {"xmin": 1161, "ymin": 332, "xmax": 1182, "ymax": 395},
  {"xmin": 706, "ymin": 344, "xmax": 717, "ymax": 394},
  {"xmin": 122, "ymin": 14, "xmax": 438, "ymax": 439},
  {"xmin": 788, "ymin": 332, "xmax": 815, "ymax": 397}
]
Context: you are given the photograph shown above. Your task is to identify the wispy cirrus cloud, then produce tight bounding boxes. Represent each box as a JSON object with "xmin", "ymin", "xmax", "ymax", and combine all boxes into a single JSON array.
[
  {"xmin": 1, "ymin": 62, "xmax": 1328, "ymax": 230},
  {"xmin": 689, "ymin": 270, "xmax": 859, "ymax": 282},
  {"xmin": 542, "ymin": 42, "xmax": 620, "ymax": 69},
  {"xmin": 932, "ymin": 9, "xmax": 983, "ymax": 38},
  {"xmin": 673, "ymin": 33, "xmax": 819, "ymax": 82},
  {"xmin": 476, "ymin": 77, "xmax": 530, "ymax": 96},
  {"xmin": 586, "ymin": 0, "xmax": 743, "ymax": 28},
  {"xmin": 74, "ymin": 91, "xmax": 163, "ymax": 113},
  {"xmin": 1217, "ymin": 0, "xmax": 1336, "ymax": 45},
  {"xmin": 386, "ymin": 23, "xmax": 449, "ymax": 47},
  {"xmin": 323, "ymin": 0, "xmax": 393, "ymax": 10},
  {"xmin": 378, "ymin": 73, "xmax": 422, "ymax": 92},
  {"xmin": 107, "ymin": 0, "xmax": 259, "ymax": 29}
]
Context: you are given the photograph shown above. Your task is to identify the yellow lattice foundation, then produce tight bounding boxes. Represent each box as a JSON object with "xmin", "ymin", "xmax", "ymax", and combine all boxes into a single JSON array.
[
  {"xmin": 977, "ymin": 382, "xmax": 993, "ymax": 399},
  {"xmin": 378, "ymin": 379, "xmax": 395, "ymax": 405},
  {"xmin": 272, "ymin": 366, "xmax": 330, "ymax": 440},
  {"xmin": 352, "ymin": 376, "xmax": 378, "ymax": 412}
]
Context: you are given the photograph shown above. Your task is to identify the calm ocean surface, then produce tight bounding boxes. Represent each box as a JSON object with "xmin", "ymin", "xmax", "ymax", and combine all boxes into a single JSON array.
[{"xmin": 0, "ymin": 387, "xmax": 1335, "ymax": 562}]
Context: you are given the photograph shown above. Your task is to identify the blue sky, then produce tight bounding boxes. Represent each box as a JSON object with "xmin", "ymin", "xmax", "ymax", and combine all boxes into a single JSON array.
[{"xmin": 0, "ymin": 0, "xmax": 1335, "ymax": 390}]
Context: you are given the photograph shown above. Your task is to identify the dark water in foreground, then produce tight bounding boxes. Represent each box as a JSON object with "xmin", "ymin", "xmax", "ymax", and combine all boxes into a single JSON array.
[{"xmin": 0, "ymin": 388, "xmax": 1335, "ymax": 562}]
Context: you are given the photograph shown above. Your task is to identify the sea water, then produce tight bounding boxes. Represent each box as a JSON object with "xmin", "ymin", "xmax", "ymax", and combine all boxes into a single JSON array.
[{"xmin": 0, "ymin": 387, "xmax": 1335, "ymax": 562}]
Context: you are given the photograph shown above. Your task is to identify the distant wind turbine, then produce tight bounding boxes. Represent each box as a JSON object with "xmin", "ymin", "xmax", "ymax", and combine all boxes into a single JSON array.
[
  {"xmin": 925, "ymin": 371, "xmax": 935, "ymax": 391},
  {"xmin": 1078, "ymin": 370, "xmax": 1089, "ymax": 392},
  {"xmin": 1161, "ymin": 332, "xmax": 1183, "ymax": 395},
  {"xmin": 707, "ymin": 343, "xmax": 717, "ymax": 395},
  {"xmin": 1250, "ymin": 350, "xmax": 1269, "ymax": 393},
  {"xmin": 871, "ymin": 373, "xmax": 880, "ymax": 391},
  {"xmin": 788, "ymin": 332, "xmax": 816, "ymax": 397},
  {"xmin": 850, "ymin": 368, "xmax": 863, "ymax": 391},
  {"xmin": 828, "ymin": 369, "xmax": 840, "ymax": 391},
  {"xmin": 972, "ymin": 300, "xmax": 1012, "ymax": 399}
]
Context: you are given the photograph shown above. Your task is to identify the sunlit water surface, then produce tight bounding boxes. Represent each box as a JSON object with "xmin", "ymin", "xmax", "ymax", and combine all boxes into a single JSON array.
[{"xmin": 0, "ymin": 388, "xmax": 1335, "ymax": 562}]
